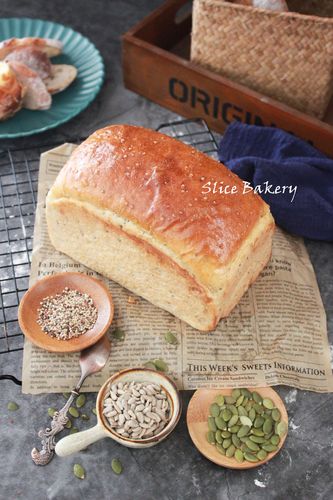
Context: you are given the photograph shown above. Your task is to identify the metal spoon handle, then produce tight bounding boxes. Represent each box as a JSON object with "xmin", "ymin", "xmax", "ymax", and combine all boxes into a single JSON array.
[{"xmin": 31, "ymin": 385, "xmax": 82, "ymax": 466}]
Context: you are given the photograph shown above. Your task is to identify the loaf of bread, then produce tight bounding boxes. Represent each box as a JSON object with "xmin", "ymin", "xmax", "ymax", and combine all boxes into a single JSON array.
[{"xmin": 46, "ymin": 125, "xmax": 274, "ymax": 331}]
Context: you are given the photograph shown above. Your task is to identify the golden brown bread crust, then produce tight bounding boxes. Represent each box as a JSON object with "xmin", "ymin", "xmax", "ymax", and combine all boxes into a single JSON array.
[
  {"xmin": 51, "ymin": 125, "xmax": 272, "ymax": 290},
  {"xmin": 0, "ymin": 61, "xmax": 24, "ymax": 120}
]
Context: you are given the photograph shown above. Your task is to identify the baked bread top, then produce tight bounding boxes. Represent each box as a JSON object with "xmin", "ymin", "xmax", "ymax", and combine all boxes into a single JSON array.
[{"xmin": 50, "ymin": 125, "xmax": 273, "ymax": 289}]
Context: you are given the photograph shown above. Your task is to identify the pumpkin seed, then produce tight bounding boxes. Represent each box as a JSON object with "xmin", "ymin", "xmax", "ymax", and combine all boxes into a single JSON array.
[
  {"xmin": 232, "ymin": 389, "xmax": 241, "ymax": 400},
  {"xmin": 248, "ymin": 408, "xmax": 256, "ymax": 422},
  {"xmin": 237, "ymin": 406, "xmax": 247, "ymax": 417},
  {"xmin": 235, "ymin": 449, "xmax": 244, "ymax": 463},
  {"xmin": 262, "ymin": 443, "xmax": 278, "ymax": 452},
  {"xmin": 226, "ymin": 444, "xmax": 236, "ymax": 458},
  {"xmin": 245, "ymin": 401, "xmax": 253, "ymax": 412},
  {"xmin": 263, "ymin": 398, "xmax": 274, "ymax": 410},
  {"xmin": 206, "ymin": 387, "xmax": 287, "ymax": 465},
  {"xmin": 111, "ymin": 328, "xmax": 125, "ymax": 341},
  {"xmin": 111, "ymin": 458, "xmax": 123, "ymax": 475},
  {"xmin": 237, "ymin": 425, "xmax": 250, "ymax": 438},
  {"xmin": 229, "ymin": 425, "xmax": 240, "ymax": 434},
  {"xmin": 65, "ymin": 419, "xmax": 72, "ymax": 429},
  {"xmin": 249, "ymin": 435, "xmax": 266, "ymax": 444},
  {"xmin": 154, "ymin": 359, "xmax": 168, "ymax": 372},
  {"xmin": 222, "ymin": 438, "xmax": 231, "ymax": 449},
  {"xmin": 73, "ymin": 463, "xmax": 85, "ymax": 479},
  {"xmin": 144, "ymin": 361, "xmax": 157, "ymax": 370},
  {"xmin": 252, "ymin": 391, "xmax": 262, "ymax": 404},
  {"xmin": 228, "ymin": 404, "xmax": 238, "ymax": 416},
  {"xmin": 235, "ymin": 395, "xmax": 244, "ymax": 407},
  {"xmin": 164, "ymin": 331, "xmax": 178, "ymax": 345},
  {"xmin": 7, "ymin": 401, "xmax": 19, "ymax": 411},
  {"xmin": 251, "ymin": 428, "xmax": 265, "ymax": 437},
  {"xmin": 254, "ymin": 416, "xmax": 264, "ymax": 428},
  {"xmin": 263, "ymin": 418, "xmax": 273, "ymax": 435},
  {"xmin": 69, "ymin": 407, "xmax": 79, "ymax": 418},
  {"xmin": 228, "ymin": 414, "xmax": 239, "ymax": 427},
  {"xmin": 221, "ymin": 430, "xmax": 231, "ymax": 438},
  {"xmin": 216, "ymin": 443, "xmax": 226, "ymax": 455},
  {"xmin": 240, "ymin": 388, "xmax": 251, "ymax": 399},
  {"xmin": 222, "ymin": 409, "xmax": 232, "ymax": 422},
  {"xmin": 76, "ymin": 394, "xmax": 86, "ymax": 409},
  {"xmin": 242, "ymin": 445, "xmax": 254, "ymax": 454},
  {"xmin": 276, "ymin": 421, "xmax": 287, "ymax": 437},
  {"xmin": 81, "ymin": 414, "xmax": 90, "ymax": 421},
  {"xmin": 208, "ymin": 416, "xmax": 217, "ymax": 432},
  {"xmin": 254, "ymin": 403, "xmax": 264, "ymax": 414},
  {"xmin": 210, "ymin": 403, "xmax": 220, "ymax": 417},
  {"xmin": 257, "ymin": 449, "xmax": 268, "ymax": 461},
  {"xmin": 207, "ymin": 431, "xmax": 215, "ymax": 444},
  {"xmin": 63, "ymin": 392, "xmax": 70, "ymax": 399},
  {"xmin": 225, "ymin": 396, "xmax": 236, "ymax": 405},
  {"xmin": 48, "ymin": 407, "xmax": 57, "ymax": 418},
  {"xmin": 215, "ymin": 430, "xmax": 223, "ymax": 444},
  {"xmin": 244, "ymin": 452, "xmax": 259, "ymax": 462},
  {"xmin": 215, "ymin": 395, "xmax": 225, "ymax": 406},
  {"xmin": 92, "ymin": 408, "xmax": 97, "ymax": 415},
  {"xmin": 239, "ymin": 416, "xmax": 252, "ymax": 427},
  {"xmin": 232, "ymin": 434, "xmax": 241, "ymax": 448},
  {"xmin": 70, "ymin": 427, "xmax": 79, "ymax": 434},
  {"xmin": 245, "ymin": 439, "xmax": 260, "ymax": 452},
  {"xmin": 215, "ymin": 417, "xmax": 225, "ymax": 430}
]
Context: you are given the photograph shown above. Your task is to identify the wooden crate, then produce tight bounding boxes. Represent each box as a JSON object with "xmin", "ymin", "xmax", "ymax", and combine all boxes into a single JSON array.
[{"xmin": 122, "ymin": 0, "xmax": 333, "ymax": 157}]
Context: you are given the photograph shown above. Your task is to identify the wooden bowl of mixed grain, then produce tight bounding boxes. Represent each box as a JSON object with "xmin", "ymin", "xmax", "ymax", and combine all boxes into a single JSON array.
[{"xmin": 18, "ymin": 272, "xmax": 114, "ymax": 353}]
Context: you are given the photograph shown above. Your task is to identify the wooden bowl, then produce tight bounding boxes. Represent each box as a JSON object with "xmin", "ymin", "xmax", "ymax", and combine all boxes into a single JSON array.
[
  {"xmin": 18, "ymin": 272, "xmax": 114, "ymax": 353},
  {"xmin": 187, "ymin": 387, "xmax": 288, "ymax": 469}
]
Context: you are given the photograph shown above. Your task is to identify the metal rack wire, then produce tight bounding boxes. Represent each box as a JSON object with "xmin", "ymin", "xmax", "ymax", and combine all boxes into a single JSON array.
[{"xmin": 0, "ymin": 118, "xmax": 218, "ymax": 358}]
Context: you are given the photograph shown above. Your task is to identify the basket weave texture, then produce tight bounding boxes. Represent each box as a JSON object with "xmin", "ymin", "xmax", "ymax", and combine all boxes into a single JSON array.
[{"xmin": 191, "ymin": 0, "xmax": 333, "ymax": 119}]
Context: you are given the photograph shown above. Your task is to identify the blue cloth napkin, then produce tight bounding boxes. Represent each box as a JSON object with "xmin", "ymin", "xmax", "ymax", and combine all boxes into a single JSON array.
[{"xmin": 218, "ymin": 122, "xmax": 333, "ymax": 241}]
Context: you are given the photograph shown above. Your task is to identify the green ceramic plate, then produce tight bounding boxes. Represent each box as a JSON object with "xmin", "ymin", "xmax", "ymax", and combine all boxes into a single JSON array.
[{"xmin": 0, "ymin": 18, "xmax": 104, "ymax": 138}]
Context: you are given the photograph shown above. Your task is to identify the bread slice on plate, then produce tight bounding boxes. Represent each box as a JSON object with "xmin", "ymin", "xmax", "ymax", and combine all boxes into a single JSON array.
[
  {"xmin": 0, "ymin": 37, "xmax": 63, "ymax": 59},
  {"xmin": 9, "ymin": 60, "xmax": 51, "ymax": 110},
  {"xmin": 5, "ymin": 46, "xmax": 52, "ymax": 79},
  {"xmin": 0, "ymin": 61, "xmax": 24, "ymax": 120},
  {"xmin": 44, "ymin": 64, "xmax": 77, "ymax": 94}
]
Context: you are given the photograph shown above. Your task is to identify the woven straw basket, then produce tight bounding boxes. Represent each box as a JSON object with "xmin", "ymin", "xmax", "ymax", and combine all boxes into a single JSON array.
[{"xmin": 191, "ymin": 0, "xmax": 333, "ymax": 119}]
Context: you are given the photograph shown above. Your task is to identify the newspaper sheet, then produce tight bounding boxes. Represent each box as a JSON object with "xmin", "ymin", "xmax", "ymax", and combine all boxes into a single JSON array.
[{"xmin": 22, "ymin": 144, "xmax": 333, "ymax": 394}]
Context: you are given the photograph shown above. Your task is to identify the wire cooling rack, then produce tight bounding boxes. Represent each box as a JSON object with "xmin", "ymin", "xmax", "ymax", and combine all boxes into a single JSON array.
[{"xmin": 0, "ymin": 118, "xmax": 218, "ymax": 360}]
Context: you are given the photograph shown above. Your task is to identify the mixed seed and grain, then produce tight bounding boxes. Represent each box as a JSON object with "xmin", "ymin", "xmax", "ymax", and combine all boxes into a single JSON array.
[
  {"xmin": 103, "ymin": 381, "xmax": 171, "ymax": 439},
  {"xmin": 37, "ymin": 287, "xmax": 97, "ymax": 340},
  {"xmin": 207, "ymin": 388, "xmax": 287, "ymax": 463}
]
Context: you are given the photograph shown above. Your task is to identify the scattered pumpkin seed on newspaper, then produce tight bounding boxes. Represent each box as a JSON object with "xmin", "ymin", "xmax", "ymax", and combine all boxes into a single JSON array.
[
  {"xmin": 206, "ymin": 388, "xmax": 287, "ymax": 464},
  {"xmin": 111, "ymin": 328, "xmax": 125, "ymax": 341},
  {"xmin": 164, "ymin": 331, "xmax": 178, "ymax": 345}
]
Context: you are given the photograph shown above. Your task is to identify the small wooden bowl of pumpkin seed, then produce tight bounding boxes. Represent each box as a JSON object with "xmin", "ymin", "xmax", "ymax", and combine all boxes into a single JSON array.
[{"xmin": 187, "ymin": 387, "xmax": 288, "ymax": 469}]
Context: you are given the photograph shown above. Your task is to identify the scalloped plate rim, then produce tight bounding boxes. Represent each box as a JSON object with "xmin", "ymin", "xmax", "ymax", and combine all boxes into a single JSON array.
[{"xmin": 0, "ymin": 17, "xmax": 105, "ymax": 138}]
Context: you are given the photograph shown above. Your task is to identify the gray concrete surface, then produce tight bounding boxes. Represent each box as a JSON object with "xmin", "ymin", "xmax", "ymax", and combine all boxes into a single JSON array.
[{"xmin": 0, "ymin": 1, "xmax": 332, "ymax": 499}]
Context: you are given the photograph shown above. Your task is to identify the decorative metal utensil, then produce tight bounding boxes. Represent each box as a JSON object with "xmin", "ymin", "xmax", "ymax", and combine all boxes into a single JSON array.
[{"xmin": 31, "ymin": 334, "xmax": 111, "ymax": 465}]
